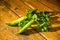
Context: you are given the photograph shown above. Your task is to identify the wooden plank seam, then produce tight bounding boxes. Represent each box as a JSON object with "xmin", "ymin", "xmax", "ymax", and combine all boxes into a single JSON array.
[
  {"xmin": 2, "ymin": 0, "xmax": 60, "ymax": 40},
  {"xmin": 2, "ymin": 0, "xmax": 51, "ymax": 40},
  {"xmin": 37, "ymin": 0, "xmax": 60, "ymax": 13}
]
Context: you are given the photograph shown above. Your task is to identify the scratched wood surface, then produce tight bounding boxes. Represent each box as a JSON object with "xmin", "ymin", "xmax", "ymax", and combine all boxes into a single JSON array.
[{"xmin": 0, "ymin": 0, "xmax": 60, "ymax": 40}]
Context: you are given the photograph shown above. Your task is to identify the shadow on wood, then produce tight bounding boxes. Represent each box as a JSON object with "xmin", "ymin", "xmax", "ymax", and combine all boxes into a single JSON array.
[
  {"xmin": 50, "ymin": 16, "xmax": 60, "ymax": 24},
  {"xmin": 49, "ymin": 26, "xmax": 60, "ymax": 32},
  {"xmin": 0, "ymin": 0, "xmax": 11, "ymax": 8},
  {"xmin": 18, "ymin": 26, "xmax": 60, "ymax": 35},
  {"xmin": 46, "ymin": 0, "xmax": 60, "ymax": 7}
]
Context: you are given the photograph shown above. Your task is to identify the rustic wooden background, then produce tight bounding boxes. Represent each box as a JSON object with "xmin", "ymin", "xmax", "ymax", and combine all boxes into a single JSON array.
[{"xmin": 0, "ymin": 0, "xmax": 60, "ymax": 40}]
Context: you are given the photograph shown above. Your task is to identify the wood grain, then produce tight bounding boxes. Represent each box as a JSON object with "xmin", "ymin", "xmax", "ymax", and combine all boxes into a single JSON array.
[
  {"xmin": 0, "ymin": 0, "xmax": 45, "ymax": 40},
  {"xmin": 0, "ymin": 4, "xmax": 28, "ymax": 40},
  {"xmin": 22, "ymin": 0, "xmax": 60, "ymax": 40},
  {"xmin": 0, "ymin": 0, "xmax": 60, "ymax": 40},
  {"xmin": 37, "ymin": 0, "xmax": 60, "ymax": 13}
]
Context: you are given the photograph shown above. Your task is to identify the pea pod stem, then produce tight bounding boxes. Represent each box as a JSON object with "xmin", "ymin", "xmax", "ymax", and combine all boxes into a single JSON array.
[{"xmin": 17, "ymin": 19, "xmax": 34, "ymax": 34}]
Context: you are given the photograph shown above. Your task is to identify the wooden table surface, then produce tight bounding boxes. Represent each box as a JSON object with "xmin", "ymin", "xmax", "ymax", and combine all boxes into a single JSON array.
[{"xmin": 0, "ymin": 0, "xmax": 60, "ymax": 40}]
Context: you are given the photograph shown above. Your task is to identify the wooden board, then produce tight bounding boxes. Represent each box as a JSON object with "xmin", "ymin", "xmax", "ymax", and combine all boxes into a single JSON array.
[
  {"xmin": 21, "ymin": 0, "xmax": 60, "ymax": 40},
  {"xmin": 37, "ymin": 0, "xmax": 60, "ymax": 13},
  {"xmin": 0, "ymin": 0, "xmax": 60, "ymax": 40},
  {"xmin": 0, "ymin": 0, "xmax": 45, "ymax": 40},
  {"xmin": 0, "ymin": 4, "xmax": 29, "ymax": 40}
]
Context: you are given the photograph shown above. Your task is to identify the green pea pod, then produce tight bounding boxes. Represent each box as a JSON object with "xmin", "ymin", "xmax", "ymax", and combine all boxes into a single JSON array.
[{"xmin": 6, "ymin": 16, "xmax": 27, "ymax": 26}]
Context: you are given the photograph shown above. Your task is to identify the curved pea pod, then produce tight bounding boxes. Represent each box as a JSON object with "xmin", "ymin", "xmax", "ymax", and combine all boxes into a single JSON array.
[{"xmin": 6, "ymin": 16, "xmax": 27, "ymax": 26}]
